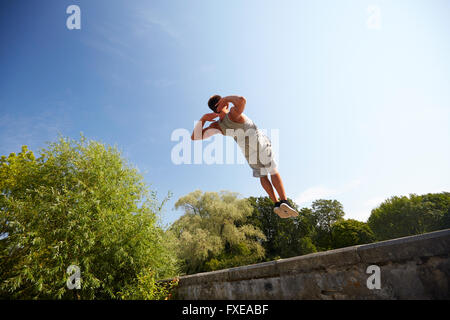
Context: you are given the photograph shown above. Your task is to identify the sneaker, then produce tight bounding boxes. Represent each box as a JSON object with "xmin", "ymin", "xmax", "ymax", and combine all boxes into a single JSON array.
[
  {"xmin": 273, "ymin": 201, "xmax": 290, "ymax": 218},
  {"xmin": 279, "ymin": 200, "xmax": 299, "ymax": 217}
]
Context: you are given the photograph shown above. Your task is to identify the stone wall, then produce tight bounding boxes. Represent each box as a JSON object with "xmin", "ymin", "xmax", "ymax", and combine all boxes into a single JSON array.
[{"xmin": 172, "ymin": 229, "xmax": 450, "ymax": 299}]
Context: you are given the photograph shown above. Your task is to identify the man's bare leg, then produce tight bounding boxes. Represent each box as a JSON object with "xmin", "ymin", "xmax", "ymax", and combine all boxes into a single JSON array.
[
  {"xmin": 270, "ymin": 171, "xmax": 298, "ymax": 217},
  {"xmin": 270, "ymin": 172, "xmax": 287, "ymax": 201},
  {"xmin": 261, "ymin": 176, "xmax": 290, "ymax": 218},
  {"xmin": 260, "ymin": 176, "xmax": 278, "ymax": 203}
]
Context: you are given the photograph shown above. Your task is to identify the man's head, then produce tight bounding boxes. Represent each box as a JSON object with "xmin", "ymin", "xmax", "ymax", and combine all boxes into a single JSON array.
[{"xmin": 208, "ymin": 95, "xmax": 222, "ymax": 113}]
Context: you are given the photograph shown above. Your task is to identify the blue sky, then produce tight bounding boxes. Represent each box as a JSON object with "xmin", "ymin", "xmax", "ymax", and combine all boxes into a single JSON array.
[{"xmin": 1, "ymin": 0, "xmax": 449, "ymax": 226}]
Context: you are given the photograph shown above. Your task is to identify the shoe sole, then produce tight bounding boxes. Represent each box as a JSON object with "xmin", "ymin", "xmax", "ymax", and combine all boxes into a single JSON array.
[
  {"xmin": 280, "ymin": 203, "xmax": 299, "ymax": 217},
  {"xmin": 273, "ymin": 206, "xmax": 290, "ymax": 219}
]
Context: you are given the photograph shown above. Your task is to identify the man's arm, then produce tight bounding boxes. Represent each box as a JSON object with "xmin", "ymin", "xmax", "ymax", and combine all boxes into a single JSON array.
[
  {"xmin": 191, "ymin": 113, "xmax": 222, "ymax": 140},
  {"xmin": 216, "ymin": 95, "xmax": 246, "ymax": 116}
]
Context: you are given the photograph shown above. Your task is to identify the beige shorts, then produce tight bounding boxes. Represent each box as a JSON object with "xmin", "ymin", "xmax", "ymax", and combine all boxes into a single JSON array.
[{"xmin": 237, "ymin": 132, "xmax": 278, "ymax": 178}]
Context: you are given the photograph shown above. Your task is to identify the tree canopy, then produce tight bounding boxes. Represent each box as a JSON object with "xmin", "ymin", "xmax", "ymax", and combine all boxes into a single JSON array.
[
  {"xmin": 368, "ymin": 192, "xmax": 450, "ymax": 240},
  {"xmin": 169, "ymin": 190, "xmax": 265, "ymax": 274},
  {"xmin": 246, "ymin": 196, "xmax": 316, "ymax": 260},
  {"xmin": 331, "ymin": 219, "xmax": 375, "ymax": 249},
  {"xmin": 0, "ymin": 137, "xmax": 177, "ymax": 299}
]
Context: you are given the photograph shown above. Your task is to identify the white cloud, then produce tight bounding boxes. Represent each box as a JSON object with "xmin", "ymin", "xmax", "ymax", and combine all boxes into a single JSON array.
[
  {"xmin": 295, "ymin": 179, "xmax": 361, "ymax": 205},
  {"xmin": 134, "ymin": 10, "xmax": 180, "ymax": 41},
  {"xmin": 295, "ymin": 186, "xmax": 336, "ymax": 204},
  {"xmin": 81, "ymin": 22, "xmax": 136, "ymax": 64},
  {"xmin": 364, "ymin": 196, "xmax": 386, "ymax": 208}
]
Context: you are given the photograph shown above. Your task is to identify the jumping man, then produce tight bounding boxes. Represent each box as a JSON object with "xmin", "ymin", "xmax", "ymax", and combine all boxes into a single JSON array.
[{"xmin": 191, "ymin": 94, "xmax": 299, "ymax": 218}]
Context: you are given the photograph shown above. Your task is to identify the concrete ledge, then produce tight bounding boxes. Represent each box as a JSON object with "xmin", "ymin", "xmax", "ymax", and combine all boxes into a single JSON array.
[
  {"xmin": 172, "ymin": 229, "xmax": 450, "ymax": 300},
  {"xmin": 356, "ymin": 229, "xmax": 450, "ymax": 264}
]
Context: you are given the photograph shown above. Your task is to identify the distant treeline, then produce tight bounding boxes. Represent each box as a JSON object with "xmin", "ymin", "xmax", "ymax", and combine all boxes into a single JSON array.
[{"xmin": 169, "ymin": 190, "xmax": 450, "ymax": 275}]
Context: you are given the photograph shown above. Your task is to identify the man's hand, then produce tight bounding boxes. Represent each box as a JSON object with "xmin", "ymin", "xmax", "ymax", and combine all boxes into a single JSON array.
[
  {"xmin": 191, "ymin": 113, "xmax": 221, "ymax": 140},
  {"xmin": 215, "ymin": 98, "xmax": 229, "ymax": 113},
  {"xmin": 201, "ymin": 112, "xmax": 219, "ymax": 122},
  {"xmin": 216, "ymin": 95, "xmax": 246, "ymax": 117}
]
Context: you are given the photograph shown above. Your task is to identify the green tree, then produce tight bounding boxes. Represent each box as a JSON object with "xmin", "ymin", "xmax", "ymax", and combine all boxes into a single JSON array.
[
  {"xmin": 367, "ymin": 192, "xmax": 450, "ymax": 241},
  {"xmin": 169, "ymin": 190, "xmax": 265, "ymax": 275},
  {"xmin": 421, "ymin": 192, "xmax": 450, "ymax": 230},
  {"xmin": 0, "ymin": 137, "xmax": 177, "ymax": 299},
  {"xmin": 246, "ymin": 196, "xmax": 316, "ymax": 260},
  {"xmin": 310, "ymin": 199, "xmax": 345, "ymax": 250},
  {"xmin": 441, "ymin": 206, "xmax": 450, "ymax": 229},
  {"xmin": 331, "ymin": 219, "xmax": 375, "ymax": 249}
]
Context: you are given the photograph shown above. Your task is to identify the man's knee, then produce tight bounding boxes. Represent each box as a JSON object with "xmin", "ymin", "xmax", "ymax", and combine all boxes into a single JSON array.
[{"xmin": 270, "ymin": 169, "xmax": 280, "ymax": 178}]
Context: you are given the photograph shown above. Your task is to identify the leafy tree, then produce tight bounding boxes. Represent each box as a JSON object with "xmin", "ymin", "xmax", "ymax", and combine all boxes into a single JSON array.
[
  {"xmin": 169, "ymin": 190, "xmax": 265, "ymax": 274},
  {"xmin": 0, "ymin": 137, "xmax": 177, "ymax": 299},
  {"xmin": 246, "ymin": 196, "xmax": 316, "ymax": 260},
  {"xmin": 331, "ymin": 219, "xmax": 375, "ymax": 249},
  {"xmin": 310, "ymin": 199, "xmax": 345, "ymax": 250},
  {"xmin": 367, "ymin": 192, "xmax": 450, "ymax": 241},
  {"xmin": 311, "ymin": 199, "xmax": 345, "ymax": 232},
  {"xmin": 421, "ymin": 192, "xmax": 450, "ymax": 230},
  {"xmin": 441, "ymin": 206, "xmax": 450, "ymax": 230},
  {"xmin": 118, "ymin": 269, "xmax": 178, "ymax": 300}
]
